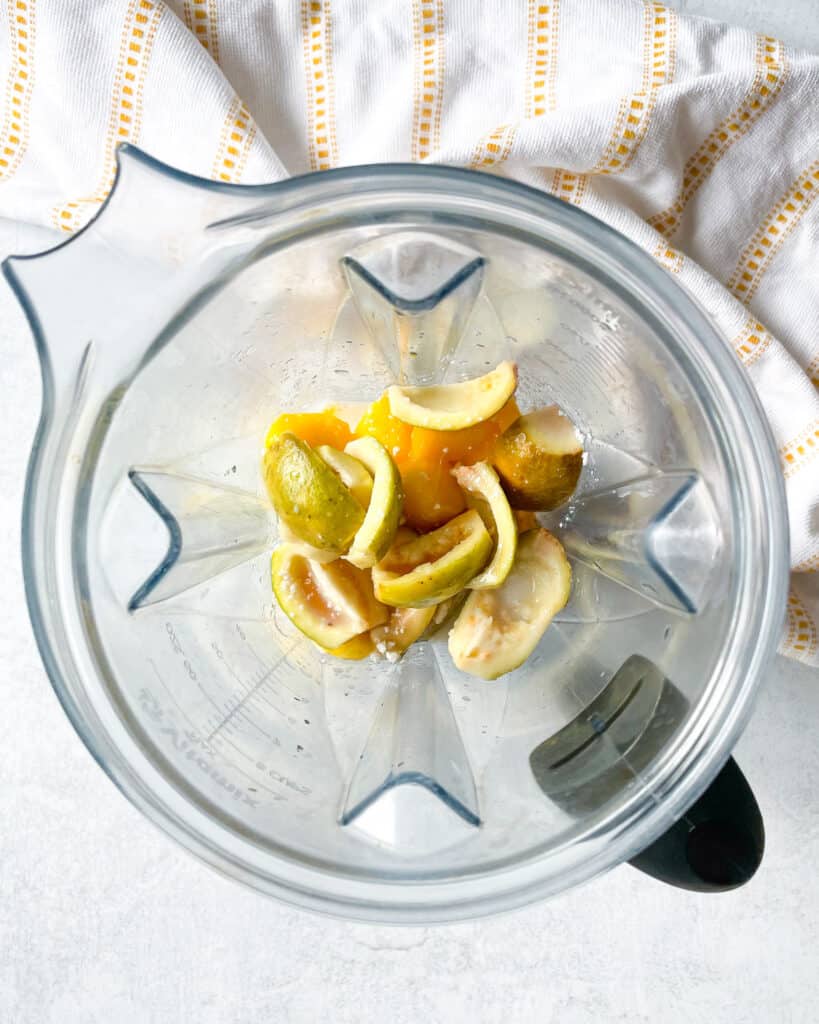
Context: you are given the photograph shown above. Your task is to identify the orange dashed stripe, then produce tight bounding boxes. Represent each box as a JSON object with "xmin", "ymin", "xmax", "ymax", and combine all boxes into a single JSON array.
[
  {"xmin": 779, "ymin": 418, "xmax": 819, "ymax": 479},
  {"xmin": 782, "ymin": 588, "xmax": 818, "ymax": 660},
  {"xmin": 807, "ymin": 353, "xmax": 819, "ymax": 390},
  {"xmin": 469, "ymin": 123, "xmax": 515, "ymax": 170},
  {"xmin": 649, "ymin": 36, "xmax": 788, "ymax": 239},
  {"xmin": 182, "ymin": 0, "xmax": 219, "ymax": 62},
  {"xmin": 51, "ymin": 0, "xmax": 163, "ymax": 232},
  {"xmin": 592, "ymin": 2, "xmax": 676, "ymax": 176},
  {"xmin": 0, "ymin": 0, "xmax": 37, "ymax": 182},
  {"xmin": 555, "ymin": 2, "xmax": 676, "ymax": 206},
  {"xmin": 653, "ymin": 240, "xmax": 684, "ymax": 274},
  {"xmin": 211, "ymin": 95, "xmax": 256, "ymax": 183},
  {"xmin": 411, "ymin": 0, "xmax": 445, "ymax": 161},
  {"xmin": 300, "ymin": 0, "xmax": 338, "ymax": 171},
  {"xmin": 525, "ymin": 0, "xmax": 560, "ymax": 118},
  {"xmin": 550, "ymin": 168, "xmax": 587, "ymax": 205},
  {"xmin": 470, "ymin": 0, "xmax": 561, "ymax": 171},
  {"xmin": 794, "ymin": 551, "xmax": 819, "ymax": 574},
  {"xmin": 730, "ymin": 316, "xmax": 774, "ymax": 369},
  {"xmin": 728, "ymin": 159, "xmax": 819, "ymax": 302}
]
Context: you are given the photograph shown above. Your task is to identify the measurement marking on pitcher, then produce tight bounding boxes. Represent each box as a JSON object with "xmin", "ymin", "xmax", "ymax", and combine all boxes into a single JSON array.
[
  {"xmin": 211, "ymin": 642, "xmax": 291, "ymax": 721},
  {"xmin": 164, "ymin": 620, "xmax": 290, "ymax": 741},
  {"xmin": 239, "ymin": 625, "xmax": 312, "ymax": 704},
  {"xmin": 231, "ymin": 658, "xmax": 293, "ymax": 720},
  {"xmin": 153, "ymin": 652, "xmax": 288, "ymax": 753},
  {"xmin": 206, "ymin": 665, "xmax": 276, "ymax": 741},
  {"xmin": 196, "ymin": 671, "xmax": 273, "ymax": 742},
  {"xmin": 154, "ymin": 625, "xmax": 316, "ymax": 794},
  {"xmin": 214, "ymin": 631, "xmax": 304, "ymax": 718},
  {"xmin": 146, "ymin": 661, "xmax": 287, "ymax": 802},
  {"xmin": 234, "ymin": 629, "xmax": 312, "ymax": 717},
  {"xmin": 206, "ymin": 640, "xmax": 300, "ymax": 742},
  {"xmin": 149, "ymin": 658, "xmax": 218, "ymax": 731}
]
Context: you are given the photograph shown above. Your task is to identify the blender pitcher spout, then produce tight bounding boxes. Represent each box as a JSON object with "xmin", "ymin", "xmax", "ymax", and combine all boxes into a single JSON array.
[
  {"xmin": 7, "ymin": 146, "xmax": 288, "ymax": 692},
  {"xmin": 3, "ymin": 145, "xmax": 284, "ymax": 398}
]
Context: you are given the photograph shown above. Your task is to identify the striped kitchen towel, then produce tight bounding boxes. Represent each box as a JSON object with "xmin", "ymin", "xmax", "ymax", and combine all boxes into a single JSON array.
[{"xmin": 0, "ymin": 0, "xmax": 817, "ymax": 663}]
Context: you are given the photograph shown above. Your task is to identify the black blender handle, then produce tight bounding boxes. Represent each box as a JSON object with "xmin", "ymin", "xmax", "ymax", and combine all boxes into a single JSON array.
[
  {"xmin": 529, "ymin": 657, "xmax": 765, "ymax": 893},
  {"xmin": 528, "ymin": 659, "xmax": 765, "ymax": 892},
  {"xmin": 628, "ymin": 756, "xmax": 765, "ymax": 892}
]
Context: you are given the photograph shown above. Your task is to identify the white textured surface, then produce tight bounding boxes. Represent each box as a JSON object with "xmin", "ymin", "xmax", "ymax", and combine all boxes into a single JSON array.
[{"xmin": 3, "ymin": 5, "xmax": 819, "ymax": 1021}]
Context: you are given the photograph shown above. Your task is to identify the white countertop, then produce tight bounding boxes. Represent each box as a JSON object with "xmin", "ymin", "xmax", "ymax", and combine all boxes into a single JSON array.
[{"xmin": 3, "ymin": 4, "xmax": 819, "ymax": 1020}]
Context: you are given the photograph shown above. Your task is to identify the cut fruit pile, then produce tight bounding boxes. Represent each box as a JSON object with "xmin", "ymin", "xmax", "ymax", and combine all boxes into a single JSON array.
[{"xmin": 262, "ymin": 363, "xmax": 582, "ymax": 680}]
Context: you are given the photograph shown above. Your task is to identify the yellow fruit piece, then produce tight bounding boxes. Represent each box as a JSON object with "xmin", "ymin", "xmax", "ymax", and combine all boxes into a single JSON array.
[
  {"xmin": 449, "ymin": 528, "xmax": 571, "ymax": 680},
  {"xmin": 343, "ymin": 436, "xmax": 403, "ymax": 569},
  {"xmin": 513, "ymin": 509, "xmax": 540, "ymax": 532},
  {"xmin": 265, "ymin": 411, "xmax": 353, "ymax": 451},
  {"xmin": 370, "ymin": 605, "xmax": 436, "ymax": 660},
  {"xmin": 401, "ymin": 398, "xmax": 519, "ymax": 532},
  {"xmin": 316, "ymin": 445, "xmax": 373, "ymax": 509},
  {"xmin": 407, "ymin": 397, "xmax": 520, "ymax": 468},
  {"xmin": 387, "ymin": 361, "xmax": 517, "ymax": 431},
  {"xmin": 271, "ymin": 545, "xmax": 388, "ymax": 650},
  {"xmin": 402, "ymin": 464, "xmax": 466, "ymax": 532},
  {"xmin": 373, "ymin": 509, "xmax": 493, "ymax": 608},
  {"xmin": 330, "ymin": 632, "xmax": 376, "ymax": 660},
  {"xmin": 492, "ymin": 405, "xmax": 583, "ymax": 510},
  {"xmin": 422, "ymin": 593, "xmax": 467, "ymax": 641},
  {"xmin": 451, "ymin": 462, "xmax": 517, "ymax": 589},
  {"xmin": 263, "ymin": 433, "xmax": 364, "ymax": 553},
  {"xmin": 354, "ymin": 394, "xmax": 413, "ymax": 465},
  {"xmin": 356, "ymin": 393, "xmax": 519, "ymax": 534},
  {"xmin": 277, "ymin": 522, "xmax": 338, "ymax": 563}
]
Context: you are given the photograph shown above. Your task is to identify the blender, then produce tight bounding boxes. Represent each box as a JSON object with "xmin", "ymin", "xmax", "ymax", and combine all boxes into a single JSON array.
[{"xmin": 7, "ymin": 148, "xmax": 787, "ymax": 921}]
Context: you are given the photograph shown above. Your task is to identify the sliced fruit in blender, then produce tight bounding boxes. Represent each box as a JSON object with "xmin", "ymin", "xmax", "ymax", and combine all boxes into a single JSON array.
[
  {"xmin": 316, "ymin": 444, "xmax": 374, "ymax": 508},
  {"xmin": 513, "ymin": 509, "xmax": 540, "ymax": 532},
  {"xmin": 329, "ymin": 632, "xmax": 376, "ymax": 660},
  {"xmin": 354, "ymin": 393, "xmax": 413, "ymax": 464},
  {"xmin": 451, "ymin": 461, "xmax": 517, "ymax": 589},
  {"xmin": 492, "ymin": 405, "xmax": 583, "ymax": 510},
  {"xmin": 271, "ymin": 544, "xmax": 388, "ymax": 649},
  {"xmin": 402, "ymin": 463, "xmax": 466, "ymax": 532},
  {"xmin": 370, "ymin": 605, "xmax": 437, "ymax": 660},
  {"xmin": 262, "ymin": 371, "xmax": 575, "ymax": 674},
  {"xmin": 387, "ymin": 361, "xmax": 518, "ymax": 430},
  {"xmin": 449, "ymin": 528, "xmax": 571, "ymax": 680},
  {"xmin": 343, "ymin": 436, "xmax": 403, "ymax": 569},
  {"xmin": 263, "ymin": 433, "xmax": 364, "ymax": 553},
  {"xmin": 406, "ymin": 396, "xmax": 520, "ymax": 467},
  {"xmin": 416, "ymin": 592, "xmax": 467, "ymax": 642},
  {"xmin": 372, "ymin": 509, "xmax": 493, "ymax": 607},
  {"xmin": 399, "ymin": 398, "xmax": 519, "ymax": 530},
  {"xmin": 277, "ymin": 521, "xmax": 339, "ymax": 564},
  {"xmin": 264, "ymin": 410, "xmax": 353, "ymax": 451}
]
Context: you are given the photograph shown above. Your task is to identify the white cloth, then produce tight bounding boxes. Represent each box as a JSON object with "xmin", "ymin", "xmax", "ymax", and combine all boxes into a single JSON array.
[{"xmin": 1, "ymin": 0, "xmax": 817, "ymax": 663}]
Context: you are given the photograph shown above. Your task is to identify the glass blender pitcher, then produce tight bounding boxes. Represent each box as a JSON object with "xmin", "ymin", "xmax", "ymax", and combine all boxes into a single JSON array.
[{"xmin": 8, "ymin": 148, "xmax": 788, "ymax": 921}]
